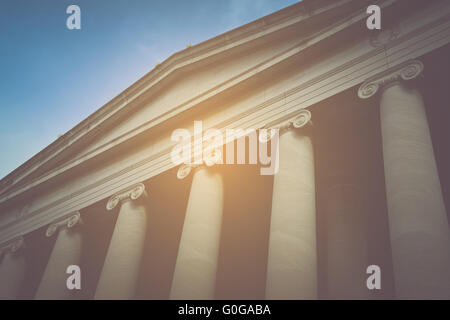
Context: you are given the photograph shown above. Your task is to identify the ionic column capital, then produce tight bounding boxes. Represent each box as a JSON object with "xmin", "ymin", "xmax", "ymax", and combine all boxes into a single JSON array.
[
  {"xmin": 260, "ymin": 109, "xmax": 312, "ymax": 142},
  {"xmin": 106, "ymin": 183, "xmax": 146, "ymax": 211},
  {"xmin": 177, "ymin": 159, "xmax": 220, "ymax": 180},
  {"xmin": 0, "ymin": 236, "xmax": 25, "ymax": 256},
  {"xmin": 45, "ymin": 211, "xmax": 82, "ymax": 237},
  {"xmin": 177, "ymin": 163, "xmax": 199, "ymax": 180},
  {"xmin": 358, "ymin": 60, "xmax": 424, "ymax": 99},
  {"xmin": 203, "ymin": 143, "xmax": 222, "ymax": 168},
  {"xmin": 177, "ymin": 144, "xmax": 222, "ymax": 180}
]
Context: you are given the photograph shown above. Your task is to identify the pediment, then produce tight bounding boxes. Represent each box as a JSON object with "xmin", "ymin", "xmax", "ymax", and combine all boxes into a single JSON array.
[{"xmin": 0, "ymin": 0, "xmax": 365, "ymax": 201}]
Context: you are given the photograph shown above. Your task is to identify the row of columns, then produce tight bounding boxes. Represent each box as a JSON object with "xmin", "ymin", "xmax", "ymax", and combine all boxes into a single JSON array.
[{"xmin": 0, "ymin": 60, "xmax": 449, "ymax": 299}]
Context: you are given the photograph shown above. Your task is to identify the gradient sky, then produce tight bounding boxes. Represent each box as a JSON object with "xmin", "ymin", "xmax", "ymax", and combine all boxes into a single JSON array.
[{"xmin": 0, "ymin": 0, "xmax": 299, "ymax": 178}]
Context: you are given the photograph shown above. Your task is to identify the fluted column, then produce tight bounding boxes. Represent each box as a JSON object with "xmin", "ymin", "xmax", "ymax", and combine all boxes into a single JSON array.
[
  {"xmin": 95, "ymin": 183, "xmax": 148, "ymax": 300},
  {"xmin": 265, "ymin": 110, "xmax": 317, "ymax": 299},
  {"xmin": 0, "ymin": 237, "xmax": 26, "ymax": 299},
  {"xmin": 35, "ymin": 212, "xmax": 83, "ymax": 299},
  {"xmin": 170, "ymin": 149, "xmax": 224, "ymax": 299},
  {"xmin": 359, "ymin": 60, "xmax": 450, "ymax": 299}
]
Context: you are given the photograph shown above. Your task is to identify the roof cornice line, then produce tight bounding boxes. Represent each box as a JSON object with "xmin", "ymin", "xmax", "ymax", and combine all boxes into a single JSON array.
[
  {"xmin": 0, "ymin": 0, "xmax": 354, "ymax": 188},
  {"xmin": 0, "ymin": 0, "xmax": 384, "ymax": 202}
]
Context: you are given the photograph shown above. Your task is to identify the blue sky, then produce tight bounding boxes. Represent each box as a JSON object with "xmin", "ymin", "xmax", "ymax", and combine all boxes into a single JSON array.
[{"xmin": 0, "ymin": 0, "xmax": 299, "ymax": 178}]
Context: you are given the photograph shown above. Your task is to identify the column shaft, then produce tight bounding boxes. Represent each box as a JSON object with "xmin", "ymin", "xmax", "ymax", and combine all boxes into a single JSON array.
[
  {"xmin": 266, "ymin": 129, "xmax": 317, "ymax": 299},
  {"xmin": 0, "ymin": 246, "xmax": 26, "ymax": 299},
  {"xmin": 380, "ymin": 82, "xmax": 450, "ymax": 299},
  {"xmin": 95, "ymin": 185, "xmax": 148, "ymax": 300},
  {"xmin": 170, "ymin": 167, "xmax": 224, "ymax": 299},
  {"xmin": 35, "ymin": 228, "xmax": 82, "ymax": 299},
  {"xmin": 35, "ymin": 213, "xmax": 83, "ymax": 299}
]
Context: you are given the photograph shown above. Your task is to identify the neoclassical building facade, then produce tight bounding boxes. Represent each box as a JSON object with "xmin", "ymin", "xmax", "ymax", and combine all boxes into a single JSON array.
[{"xmin": 1, "ymin": 0, "xmax": 450, "ymax": 299}]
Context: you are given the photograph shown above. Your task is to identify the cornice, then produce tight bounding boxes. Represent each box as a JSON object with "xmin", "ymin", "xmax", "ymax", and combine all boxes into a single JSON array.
[{"xmin": 0, "ymin": 0, "xmax": 356, "ymax": 196}]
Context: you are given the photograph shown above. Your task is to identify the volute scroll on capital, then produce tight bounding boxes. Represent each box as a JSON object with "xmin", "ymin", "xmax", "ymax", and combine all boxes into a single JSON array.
[
  {"xmin": 259, "ymin": 109, "xmax": 313, "ymax": 142},
  {"xmin": 45, "ymin": 211, "xmax": 82, "ymax": 237},
  {"xmin": 176, "ymin": 150, "xmax": 222, "ymax": 180},
  {"xmin": 177, "ymin": 142, "xmax": 223, "ymax": 180},
  {"xmin": 106, "ymin": 183, "xmax": 147, "ymax": 211},
  {"xmin": 358, "ymin": 60, "xmax": 424, "ymax": 99},
  {"xmin": 177, "ymin": 163, "xmax": 198, "ymax": 180}
]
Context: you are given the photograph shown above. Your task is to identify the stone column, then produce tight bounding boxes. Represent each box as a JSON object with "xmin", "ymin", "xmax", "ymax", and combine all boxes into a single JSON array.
[
  {"xmin": 170, "ymin": 150, "xmax": 224, "ymax": 299},
  {"xmin": 35, "ymin": 212, "xmax": 83, "ymax": 299},
  {"xmin": 359, "ymin": 60, "xmax": 450, "ymax": 299},
  {"xmin": 0, "ymin": 237, "xmax": 26, "ymax": 299},
  {"xmin": 94, "ymin": 183, "xmax": 148, "ymax": 300},
  {"xmin": 265, "ymin": 110, "xmax": 317, "ymax": 300}
]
